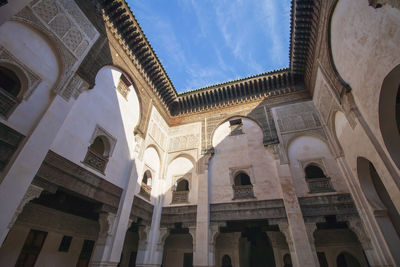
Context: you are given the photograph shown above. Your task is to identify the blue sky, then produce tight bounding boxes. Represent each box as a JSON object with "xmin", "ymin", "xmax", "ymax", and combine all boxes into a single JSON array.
[{"xmin": 128, "ymin": 0, "xmax": 291, "ymax": 93}]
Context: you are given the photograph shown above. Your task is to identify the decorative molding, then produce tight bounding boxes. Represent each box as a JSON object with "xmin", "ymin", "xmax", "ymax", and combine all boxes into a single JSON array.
[
  {"xmin": 9, "ymin": 185, "xmax": 43, "ymax": 228},
  {"xmin": 89, "ymin": 125, "xmax": 117, "ymax": 157},
  {"xmin": 98, "ymin": 212, "xmax": 116, "ymax": 238},
  {"xmin": 130, "ymin": 196, "xmax": 154, "ymax": 225},
  {"xmin": 160, "ymin": 205, "xmax": 197, "ymax": 228}
]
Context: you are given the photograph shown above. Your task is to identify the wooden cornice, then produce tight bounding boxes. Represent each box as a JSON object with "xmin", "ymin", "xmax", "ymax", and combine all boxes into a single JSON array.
[{"xmin": 102, "ymin": 0, "xmax": 321, "ymax": 116}]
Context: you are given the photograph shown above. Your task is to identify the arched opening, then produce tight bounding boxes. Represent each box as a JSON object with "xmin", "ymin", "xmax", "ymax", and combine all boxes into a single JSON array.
[
  {"xmin": 162, "ymin": 232, "xmax": 193, "ymax": 267},
  {"xmin": 172, "ymin": 179, "xmax": 189, "ymax": 204},
  {"xmin": 140, "ymin": 170, "xmax": 152, "ymax": 201},
  {"xmin": 83, "ymin": 135, "xmax": 110, "ymax": 173},
  {"xmin": 240, "ymin": 231, "xmax": 275, "ymax": 267},
  {"xmin": 336, "ymin": 252, "xmax": 361, "ymax": 267},
  {"xmin": 379, "ymin": 64, "xmax": 400, "ymax": 169},
  {"xmin": 176, "ymin": 179, "xmax": 189, "ymax": 191},
  {"xmin": 232, "ymin": 172, "xmax": 254, "ymax": 200},
  {"xmin": 283, "ymin": 253, "xmax": 292, "ymax": 267},
  {"xmin": 221, "ymin": 254, "xmax": 232, "ymax": 267},
  {"xmin": 357, "ymin": 157, "xmax": 400, "ymax": 263},
  {"xmin": 234, "ymin": 172, "xmax": 251, "ymax": 186},
  {"xmin": 304, "ymin": 164, "xmax": 334, "ymax": 193},
  {"xmin": 305, "ymin": 164, "xmax": 326, "ymax": 179},
  {"xmin": 0, "ymin": 66, "xmax": 22, "ymax": 118}
]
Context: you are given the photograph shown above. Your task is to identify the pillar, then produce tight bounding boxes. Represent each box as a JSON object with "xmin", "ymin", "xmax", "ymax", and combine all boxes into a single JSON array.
[
  {"xmin": 266, "ymin": 231, "xmax": 287, "ymax": 267},
  {"xmin": 275, "ymin": 162, "xmax": 319, "ymax": 267},
  {"xmin": 194, "ymin": 150, "xmax": 213, "ymax": 267},
  {"xmin": 90, "ymin": 139, "xmax": 141, "ymax": 266},
  {"xmin": 0, "ymin": 95, "xmax": 75, "ymax": 244},
  {"xmin": 135, "ymin": 225, "xmax": 151, "ymax": 267},
  {"xmin": 208, "ymin": 225, "xmax": 219, "ymax": 267},
  {"xmin": 348, "ymin": 219, "xmax": 380, "ymax": 267},
  {"xmin": 304, "ymin": 222, "xmax": 320, "ymax": 267}
]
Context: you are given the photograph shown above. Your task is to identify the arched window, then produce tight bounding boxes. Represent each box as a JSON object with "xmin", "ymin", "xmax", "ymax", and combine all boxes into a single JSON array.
[
  {"xmin": 176, "ymin": 179, "xmax": 189, "ymax": 191},
  {"xmin": 232, "ymin": 172, "xmax": 254, "ymax": 199},
  {"xmin": 140, "ymin": 170, "xmax": 152, "ymax": 200},
  {"xmin": 304, "ymin": 163, "xmax": 334, "ymax": 193},
  {"xmin": 83, "ymin": 135, "xmax": 110, "ymax": 173},
  {"xmin": 305, "ymin": 164, "xmax": 326, "ymax": 179},
  {"xmin": 172, "ymin": 178, "xmax": 189, "ymax": 204},
  {"xmin": 234, "ymin": 172, "xmax": 252, "ymax": 186},
  {"xmin": 0, "ymin": 66, "xmax": 22, "ymax": 118},
  {"xmin": 221, "ymin": 255, "xmax": 232, "ymax": 267}
]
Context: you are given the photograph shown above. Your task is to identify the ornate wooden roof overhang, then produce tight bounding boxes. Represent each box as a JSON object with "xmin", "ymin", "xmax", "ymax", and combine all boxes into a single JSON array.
[
  {"xmin": 102, "ymin": 0, "xmax": 321, "ymax": 116},
  {"xmin": 100, "ymin": 0, "xmax": 178, "ymax": 109},
  {"xmin": 289, "ymin": 0, "xmax": 321, "ymax": 81}
]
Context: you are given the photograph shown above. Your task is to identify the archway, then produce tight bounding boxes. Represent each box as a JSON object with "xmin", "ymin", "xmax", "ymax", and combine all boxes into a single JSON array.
[
  {"xmin": 379, "ymin": 64, "xmax": 400, "ymax": 170},
  {"xmin": 240, "ymin": 230, "xmax": 275, "ymax": 267},
  {"xmin": 357, "ymin": 157, "xmax": 400, "ymax": 264},
  {"xmin": 162, "ymin": 232, "xmax": 193, "ymax": 267}
]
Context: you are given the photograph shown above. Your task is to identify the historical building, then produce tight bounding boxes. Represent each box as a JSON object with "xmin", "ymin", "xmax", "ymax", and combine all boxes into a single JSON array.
[{"xmin": 0, "ymin": 0, "xmax": 399, "ymax": 266}]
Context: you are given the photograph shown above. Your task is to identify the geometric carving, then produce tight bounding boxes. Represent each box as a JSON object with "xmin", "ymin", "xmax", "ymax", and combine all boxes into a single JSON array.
[
  {"xmin": 32, "ymin": 0, "xmax": 58, "ymax": 23},
  {"xmin": 61, "ymin": 73, "xmax": 89, "ymax": 100},
  {"xmin": 63, "ymin": 27, "xmax": 82, "ymax": 51},
  {"xmin": 232, "ymin": 185, "xmax": 255, "ymax": 200},
  {"xmin": 75, "ymin": 39, "xmax": 89, "ymax": 57},
  {"xmin": 49, "ymin": 13, "xmax": 71, "ymax": 38},
  {"xmin": 130, "ymin": 196, "xmax": 154, "ymax": 225},
  {"xmin": 169, "ymin": 134, "xmax": 199, "ymax": 152}
]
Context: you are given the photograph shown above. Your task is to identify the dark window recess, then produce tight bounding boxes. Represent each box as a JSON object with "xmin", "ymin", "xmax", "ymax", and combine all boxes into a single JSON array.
[
  {"xmin": 232, "ymin": 172, "xmax": 255, "ymax": 200},
  {"xmin": 15, "ymin": 229, "xmax": 48, "ymax": 267},
  {"xmin": 0, "ymin": 66, "xmax": 22, "ymax": 118},
  {"xmin": 83, "ymin": 136, "xmax": 110, "ymax": 173},
  {"xmin": 76, "ymin": 240, "xmax": 95, "ymax": 267},
  {"xmin": 58, "ymin": 236, "xmax": 72, "ymax": 252},
  {"xmin": 183, "ymin": 253, "xmax": 193, "ymax": 267},
  {"xmin": 229, "ymin": 119, "xmax": 243, "ymax": 135},
  {"xmin": 128, "ymin": 251, "xmax": 137, "ymax": 267},
  {"xmin": 317, "ymin": 252, "xmax": 329, "ymax": 267},
  {"xmin": 0, "ymin": 122, "xmax": 24, "ymax": 172},
  {"xmin": 305, "ymin": 165, "xmax": 326, "ymax": 179}
]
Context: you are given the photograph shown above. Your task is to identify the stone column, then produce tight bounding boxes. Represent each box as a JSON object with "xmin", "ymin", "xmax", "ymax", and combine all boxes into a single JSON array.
[
  {"xmin": 275, "ymin": 162, "xmax": 319, "ymax": 267},
  {"xmin": 266, "ymin": 231, "xmax": 286, "ymax": 267},
  {"xmin": 208, "ymin": 225, "xmax": 219, "ymax": 267},
  {"xmin": 232, "ymin": 232, "xmax": 241, "ymax": 267},
  {"xmin": 348, "ymin": 219, "xmax": 380, "ymax": 267},
  {"xmin": 90, "ymin": 146, "xmax": 141, "ymax": 266},
  {"xmin": 194, "ymin": 149, "xmax": 213, "ymax": 267},
  {"xmin": 304, "ymin": 222, "xmax": 320, "ymax": 267},
  {"xmin": 91, "ymin": 212, "xmax": 118, "ymax": 267},
  {"xmin": 0, "ymin": 95, "xmax": 76, "ymax": 244},
  {"xmin": 135, "ymin": 225, "xmax": 151, "ymax": 267}
]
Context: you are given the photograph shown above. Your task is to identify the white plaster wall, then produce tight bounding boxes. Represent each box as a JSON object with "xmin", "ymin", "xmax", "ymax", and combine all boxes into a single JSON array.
[
  {"xmin": 331, "ymin": 0, "xmax": 400, "ymax": 167},
  {"xmin": 334, "ymin": 111, "xmax": 400, "ymax": 211},
  {"xmin": 210, "ymin": 117, "xmax": 281, "ymax": 203},
  {"xmin": 163, "ymin": 156, "xmax": 196, "ymax": 206},
  {"xmin": 51, "ymin": 66, "xmax": 140, "ymax": 188},
  {"xmin": 0, "ymin": 21, "xmax": 59, "ymax": 135},
  {"xmin": 0, "ymin": 225, "xmax": 85, "ymax": 267},
  {"xmin": 288, "ymin": 135, "xmax": 348, "ymax": 197}
]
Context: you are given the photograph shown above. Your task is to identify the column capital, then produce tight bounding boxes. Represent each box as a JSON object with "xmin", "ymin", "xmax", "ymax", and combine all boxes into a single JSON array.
[
  {"xmin": 304, "ymin": 222, "xmax": 317, "ymax": 245},
  {"xmin": 347, "ymin": 219, "xmax": 373, "ymax": 250},
  {"xmin": 9, "ymin": 185, "xmax": 43, "ymax": 228},
  {"xmin": 157, "ymin": 227, "xmax": 170, "ymax": 251},
  {"xmin": 98, "ymin": 212, "xmax": 116, "ymax": 238}
]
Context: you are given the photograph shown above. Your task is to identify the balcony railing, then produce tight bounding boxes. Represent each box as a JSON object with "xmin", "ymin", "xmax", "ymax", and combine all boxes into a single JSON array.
[
  {"xmin": 0, "ymin": 88, "xmax": 19, "ymax": 118},
  {"xmin": 172, "ymin": 191, "xmax": 189, "ymax": 204},
  {"xmin": 83, "ymin": 149, "xmax": 108, "ymax": 173},
  {"xmin": 139, "ymin": 183, "xmax": 152, "ymax": 200},
  {"xmin": 232, "ymin": 185, "xmax": 255, "ymax": 200},
  {"xmin": 307, "ymin": 177, "xmax": 335, "ymax": 193}
]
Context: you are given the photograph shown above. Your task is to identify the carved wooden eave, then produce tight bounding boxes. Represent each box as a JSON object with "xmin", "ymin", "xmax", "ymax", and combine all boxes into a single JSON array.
[
  {"xmin": 173, "ymin": 69, "xmax": 303, "ymax": 115},
  {"xmin": 101, "ymin": 0, "xmax": 322, "ymax": 116},
  {"xmin": 290, "ymin": 0, "xmax": 322, "ymax": 82},
  {"xmin": 101, "ymin": 0, "xmax": 178, "ymax": 111}
]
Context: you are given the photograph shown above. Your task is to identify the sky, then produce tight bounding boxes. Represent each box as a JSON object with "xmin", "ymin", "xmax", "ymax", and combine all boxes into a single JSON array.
[{"xmin": 127, "ymin": 0, "xmax": 291, "ymax": 93}]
